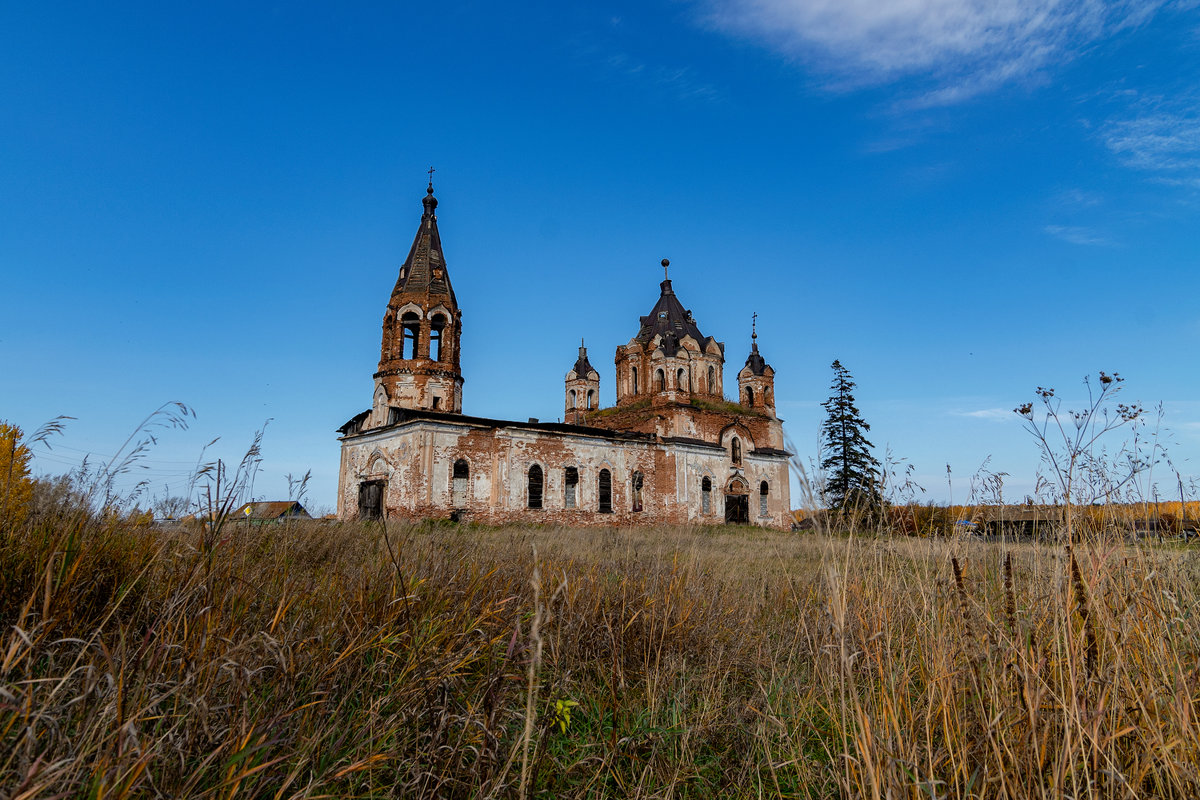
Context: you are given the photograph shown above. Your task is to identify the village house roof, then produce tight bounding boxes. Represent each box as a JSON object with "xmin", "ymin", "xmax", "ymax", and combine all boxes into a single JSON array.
[{"xmin": 232, "ymin": 501, "xmax": 311, "ymax": 521}]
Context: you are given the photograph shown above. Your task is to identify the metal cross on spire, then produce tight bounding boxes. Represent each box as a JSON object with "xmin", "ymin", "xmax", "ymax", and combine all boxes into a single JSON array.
[
  {"xmin": 661, "ymin": 258, "xmax": 670, "ymax": 281},
  {"xmin": 427, "ymin": 166, "xmax": 435, "ymax": 191},
  {"xmin": 752, "ymin": 312, "xmax": 758, "ymax": 341}
]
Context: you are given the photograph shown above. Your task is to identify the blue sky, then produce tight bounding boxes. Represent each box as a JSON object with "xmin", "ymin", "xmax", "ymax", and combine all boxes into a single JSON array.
[{"xmin": 3, "ymin": 1, "xmax": 1198, "ymax": 513}]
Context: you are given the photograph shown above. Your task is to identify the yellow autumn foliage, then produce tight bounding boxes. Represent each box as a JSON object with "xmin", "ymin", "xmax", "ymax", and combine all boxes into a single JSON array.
[{"xmin": 1, "ymin": 421, "xmax": 34, "ymax": 529}]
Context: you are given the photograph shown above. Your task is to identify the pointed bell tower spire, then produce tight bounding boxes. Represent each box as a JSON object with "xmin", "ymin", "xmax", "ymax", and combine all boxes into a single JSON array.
[{"xmin": 372, "ymin": 176, "xmax": 464, "ymax": 423}]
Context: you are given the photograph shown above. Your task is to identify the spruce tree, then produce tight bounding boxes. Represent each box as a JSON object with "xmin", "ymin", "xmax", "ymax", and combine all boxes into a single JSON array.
[{"xmin": 820, "ymin": 360, "xmax": 882, "ymax": 510}]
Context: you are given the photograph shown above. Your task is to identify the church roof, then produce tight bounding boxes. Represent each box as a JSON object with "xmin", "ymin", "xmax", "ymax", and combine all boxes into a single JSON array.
[
  {"xmin": 636, "ymin": 279, "xmax": 706, "ymax": 344},
  {"xmin": 744, "ymin": 340, "xmax": 769, "ymax": 375},
  {"xmin": 570, "ymin": 345, "xmax": 597, "ymax": 378},
  {"xmin": 392, "ymin": 182, "xmax": 456, "ymax": 304}
]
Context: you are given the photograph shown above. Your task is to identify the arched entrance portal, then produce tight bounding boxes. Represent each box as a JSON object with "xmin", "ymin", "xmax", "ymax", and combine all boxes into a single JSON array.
[{"xmin": 725, "ymin": 477, "xmax": 749, "ymax": 524}]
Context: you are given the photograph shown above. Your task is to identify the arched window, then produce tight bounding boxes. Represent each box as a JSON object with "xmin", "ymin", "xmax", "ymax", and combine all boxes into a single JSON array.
[
  {"xmin": 528, "ymin": 465, "xmax": 543, "ymax": 509},
  {"xmin": 655, "ymin": 369, "xmax": 665, "ymax": 393},
  {"xmin": 631, "ymin": 366, "xmax": 639, "ymax": 395},
  {"xmin": 598, "ymin": 469, "xmax": 612, "ymax": 513},
  {"xmin": 731, "ymin": 437, "xmax": 742, "ymax": 465},
  {"xmin": 759, "ymin": 481, "xmax": 769, "ymax": 517},
  {"xmin": 701, "ymin": 476, "xmax": 712, "ymax": 514},
  {"xmin": 564, "ymin": 467, "xmax": 579, "ymax": 509},
  {"xmin": 677, "ymin": 368, "xmax": 686, "ymax": 391},
  {"xmin": 587, "ymin": 389, "xmax": 595, "ymax": 410},
  {"xmin": 745, "ymin": 387, "xmax": 755, "ymax": 406},
  {"xmin": 452, "ymin": 459, "xmax": 469, "ymax": 507},
  {"xmin": 429, "ymin": 314, "xmax": 446, "ymax": 362},
  {"xmin": 568, "ymin": 389, "xmax": 577, "ymax": 408},
  {"xmin": 631, "ymin": 471, "xmax": 644, "ymax": 512},
  {"xmin": 401, "ymin": 312, "xmax": 421, "ymax": 359},
  {"xmin": 707, "ymin": 366, "xmax": 715, "ymax": 394}
]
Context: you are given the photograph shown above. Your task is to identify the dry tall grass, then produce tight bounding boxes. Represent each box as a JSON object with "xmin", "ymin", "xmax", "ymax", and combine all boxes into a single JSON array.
[{"xmin": 3, "ymin": 513, "xmax": 1199, "ymax": 798}]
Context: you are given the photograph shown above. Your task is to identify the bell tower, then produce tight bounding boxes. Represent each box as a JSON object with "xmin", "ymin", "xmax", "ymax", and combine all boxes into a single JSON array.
[
  {"xmin": 565, "ymin": 343, "xmax": 600, "ymax": 425},
  {"xmin": 373, "ymin": 176, "xmax": 464, "ymax": 424},
  {"xmin": 737, "ymin": 315, "xmax": 775, "ymax": 416}
]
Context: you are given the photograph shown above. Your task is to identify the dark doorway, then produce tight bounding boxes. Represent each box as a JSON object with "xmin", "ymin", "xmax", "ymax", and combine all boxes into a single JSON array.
[
  {"xmin": 725, "ymin": 494, "xmax": 749, "ymax": 524},
  {"xmin": 359, "ymin": 480, "xmax": 385, "ymax": 520}
]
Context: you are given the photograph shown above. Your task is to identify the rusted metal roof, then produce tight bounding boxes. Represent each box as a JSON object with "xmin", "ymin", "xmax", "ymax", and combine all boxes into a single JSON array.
[
  {"xmin": 232, "ymin": 501, "xmax": 311, "ymax": 520},
  {"xmin": 391, "ymin": 183, "xmax": 456, "ymax": 304},
  {"xmin": 635, "ymin": 278, "xmax": 722, "ymax": 355}
]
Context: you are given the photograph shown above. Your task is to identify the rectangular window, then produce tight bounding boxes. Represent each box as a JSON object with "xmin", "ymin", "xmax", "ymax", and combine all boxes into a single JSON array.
[
  {"xmin": 564, "ymin": 467, "xmax": 578, "ymax": 509},
  {"xmin": 631, "ymin": 471, "xmax": 643, "ymax": 512}
]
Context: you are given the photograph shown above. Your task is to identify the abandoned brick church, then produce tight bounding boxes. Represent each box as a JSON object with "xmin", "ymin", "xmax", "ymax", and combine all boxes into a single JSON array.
[{"xmin": 336, "ymin": 182, "xmax": 792, "ymax": 527}]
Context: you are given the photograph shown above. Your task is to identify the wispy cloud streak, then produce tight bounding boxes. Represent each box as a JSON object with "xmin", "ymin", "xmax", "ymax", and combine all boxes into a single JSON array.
[
  {"xmin": 1102, "ymin": 98, "xmax": 1200, "ymax": 183},
  {"xmin": 1043, "ymin": 224, "xmax": 1114, "ymax": 246},
  {"xmin": 695, "ymin": 0, "xmax": 1175, "ymax": 105},
  {"xmin": 953, "ymin": 408, "xmax": 1016, "ymax": 422}
]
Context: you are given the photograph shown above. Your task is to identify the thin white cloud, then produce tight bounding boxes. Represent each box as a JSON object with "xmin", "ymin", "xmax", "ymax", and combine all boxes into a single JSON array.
[
  {"xmin": 954, "ymin": 408, "xmax": 1015, "ymax": 421},
  {"xmin": 585, "ymin": 48, "xmax": 722, "ymax": 102},
  {"xmin": 1102, "ymin": 98, "xmax": 1200, "ymax": 182},
  {"xmin": 695, "ymin": 0, "xmax": 1174, "ymax": 105},
  {"xmin": 1043, "ymin": 224, "xmax": 1114, "ymax": 246}
]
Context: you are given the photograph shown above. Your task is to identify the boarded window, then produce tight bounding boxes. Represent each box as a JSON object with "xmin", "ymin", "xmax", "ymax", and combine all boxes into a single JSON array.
[
  {"xmin": 701, "ymin": 477, "xmax": 712, "ymax": 514},
  {"xmin": 707, "ymin": 366, "xmax": 715, "ymax": 393},
  {"xmin": 564, "ymin": 467, "xmax": 578, "ymax": 508},
  {"xmin": 569, "ymin": 389, "xmax": 577, "ymax": 408},
  {"xmin": 401, "ymin": 312, "xmax": 420, "ymax": 359},
  {"xmin": 760, "ymin": 481, "xmax": 769, "ymax": 516},
  {"xmin": 631, "ymin": 471, "xmax": 644, "ymax": 512},
  {"xmin": 452, "ymin": 459, "xmax": 469, "ymax": 506},
  {"xmin": 598, "ymin": 469, "xmax": 612, "ymax": 513},
  {"xmin": 528, "ymin": 465, "xmax": 543, "ymax": 509},
  {"xmin": 731, "ymin": 437, "xmax": 742, "ymax": 465}
]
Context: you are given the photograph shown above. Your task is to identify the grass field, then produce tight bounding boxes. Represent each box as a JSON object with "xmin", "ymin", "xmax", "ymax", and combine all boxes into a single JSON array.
[{"xmin": 3, "ymin": 514, "xmax": 1200, "ymax": 798}]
